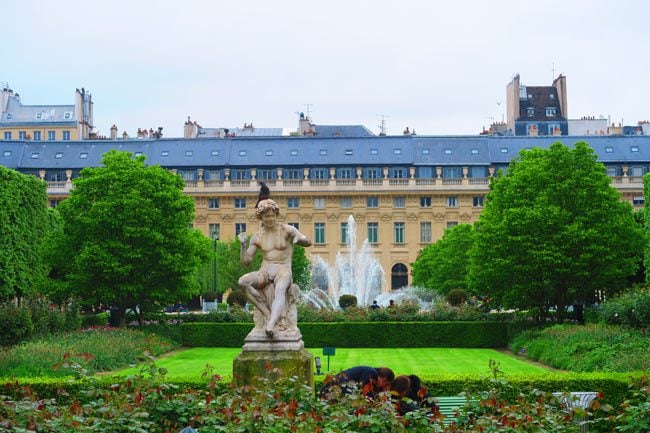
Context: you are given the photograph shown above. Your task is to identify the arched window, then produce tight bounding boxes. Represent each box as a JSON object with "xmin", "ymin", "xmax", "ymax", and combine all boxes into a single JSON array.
[{"xmin": 391, "ymin": 263, "xmax": 408, "ymax": 291}]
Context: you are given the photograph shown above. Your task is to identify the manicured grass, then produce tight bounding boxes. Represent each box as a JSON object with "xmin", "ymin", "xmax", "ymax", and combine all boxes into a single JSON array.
[{"xmin": 113, "ymin": 347, "xmax": 549, "ymax": 378}]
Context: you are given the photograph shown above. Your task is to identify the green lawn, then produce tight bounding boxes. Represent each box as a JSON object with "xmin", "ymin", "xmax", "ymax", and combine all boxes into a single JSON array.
[{"xmin": 113, "ymin": 347, "xmax": 550, "ymax": 378}]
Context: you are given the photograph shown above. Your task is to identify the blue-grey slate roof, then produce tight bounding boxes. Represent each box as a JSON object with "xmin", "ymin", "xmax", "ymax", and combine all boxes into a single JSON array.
[
  {"xmin": 1, "ymin": 96, "xmax": 76, "ymax": 125},
  {"xmin": 2, "ymin": 135, "xmax": 650, "ymax": 171},
  {"xmin": 313, "ymin": 124, "xmax": 374, "ymax": 137}
]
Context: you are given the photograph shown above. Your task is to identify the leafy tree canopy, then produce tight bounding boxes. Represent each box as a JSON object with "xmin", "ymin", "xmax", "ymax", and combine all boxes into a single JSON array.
[
  {"xmin": 411, "ymin": 223, "xmax": 474, "ymax": 295},
  {"xmin": 469, "ymin": 141, "xmax": 643, "ymax": 320},
  {"xmin": 0, "ymin": 166, "xmax": 49, "ymax": 300},
  {"xmin": 53, "ymin": 150, "xmax": 210, "ymax": 325}
]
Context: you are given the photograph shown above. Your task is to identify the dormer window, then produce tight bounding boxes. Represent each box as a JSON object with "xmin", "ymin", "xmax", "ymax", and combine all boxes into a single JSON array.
[
  {"xmin": 345, "ymin": 149, "xmax": 353, "ymax": 155},
  {"xmin": 500, "ymin": 147, "xmax": 508, "ymax": 154},
  {"xmin": 161, "ymin": 151, "xmax": 169, "ymax": 157},
  {"xmin": 444, "ymin": 149, "xmax": 452, "ymax": 155},
  {"xmin": 550, "ymin": 93, "xmax": 555, "ymax": 99},
  {"xmin": 545, "ymin": 107, "xmax": 556, "ymax": 117},
  {"xmin": 2, "ymin": 150, "xmax": 11, "ymax": 157},
  {"xmin": 185, "ymin": 150, "xmax": 193, "ymax": 157},
  {"xmin": 422, "ymin": 149, "xmax": 430, "ymax": 155},
  {"xmin": 471, "ymin": 149, "xmax": 479, "ymax": 155},
  {"xmin": 265, "ymin": 150, "xmax": 273, "ymax": 156},
  {"xmin": 605, "ymin": 147, "xmax": 613, "ymax": 153},
  {"xmin": 527, "ymin": 108, "xmax": 535, "ymax": 117},
  {"xmin": 319, "ymin": 149, "xmax": 327, "ymax": 156},
  {"xmin": 134, "ymin": 152, "xmax": 143, "ymax": 157},
  {"xmin": 239, "ymin": 150, "xmax": 247, "ymax": 156},
  {"xmin": 64, "ymin": 112, "xmax": 72, "ymax": 120},
  {"xmin": 36, "ymin": 113, "xmax": 43, "ymax": 119},
  {"xmin": 6, "ymin": 113, "xmax": 12, "ymax": 120},
  {"xmin": 79, "ymin": 152, "xmax": 88, "ymax": 159},
  {"xmin": 631, "ymin": 146, "xmax": 639, "ymax": 152},
  {"xmin": 211, "ymin": 150, "xmax": 219, "ymax": 156},
  {"xmin": 31, "ymin": 152, "xmax": 39, "ymax": 159},
  {"xmin": 290, "ymin": 150, "xmax": 298, "ymax": 156},
  {"xmin": 370, "ymin": 148, "xmax": 378, "ymax": 155},
  {"xmin": 55, "ymin": 152, "xmax": 63, "ymax": 159},
  {"xmin": 393, "ymin": 148, "xmax": 402, "ymax": 155}
]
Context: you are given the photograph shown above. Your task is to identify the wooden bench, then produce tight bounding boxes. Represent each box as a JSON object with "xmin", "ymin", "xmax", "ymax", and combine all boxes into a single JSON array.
[{"xmin": 434, "ymin": 396, "xmax": 474, "ymax": 425}]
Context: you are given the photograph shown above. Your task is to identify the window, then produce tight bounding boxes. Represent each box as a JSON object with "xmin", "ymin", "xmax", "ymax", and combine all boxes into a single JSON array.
[
  {"xmin": 314, "ymin": 197, "xmax": 326, "ymax": 209},
  {"xmin": 3, "ymin": 132, "xmax": 11, "ymax": 140},
  {"xmin": 606, "ymin": 166, "xmax": 619, "ymax": 177},
  {"xmin": 473, "ymin": 196, "xmax": 484, "ymax": 207},
  {"xmin": 340, "ymin": 197, "xmax": 352, "ymax": 208},
  {"xmin": 629, "ymin": 166, "xmax": 645, "ymax": 177},
  {"xmin": 211, "ymin": 150, "xmax": 219, "ymax": 156},
  {"xmin": 311, "ymin": 168, "xmax": 328, "ymax": 179},
  {"xmin": 234, "ymin": 198, "xmax": 247, "ymax": 209},
  {"xmin": 364, "ymin": 167, "xmax": 381, "ymax": 179},
  {"xmin": 49, "ymin": 200, "xmax": 60, "ymax": 208},
  {"xmin": 179, "ymin": 170, "xmax": 195, "ymax": 181},
  {"xmin": 209, "ymin": 223, "xmax": 220, "ymax": 240},
  {"xmin": 55, "ymin": 152, "xmax": 63, "ymax": 159},
  {"xmin": 550, "ymin": 93, "xmax": 555, "ymax": 99},
  {"xmin": 134, "ymin": 152, "xmax": 142, "ymax": 157},
  {"xmin": 36, "ymin": 112, "xmax": 43, "ymax": 119},
  {"xmin": 208, "ymin": 198, "xmax": 220, "ymax": 209},
  {"xmin": 257, "ymin": 169, "xmax": 275, "ymax": 180},
  {"xmin": 545, "ymin": 107, "xmax": 556, "ymax": 117},
  {"xmin": 235, "ymin": 223, "xmax": 247, "ymax": 236},
  {"xmin": 420, "ymin": 196, "xmax": 431, "ymax": 207},
  {"xmin": 231, "ymin": 169, "xmax": 251, "ymax": 180},
  {"xmin": 446, "ymin": 196, "xmax": 458, "ymax": 207},
  {"xmin": 2, "ymin": 150, "xmax": 11, "ymax": 157},
  {"xmin": 64, "ymin": 112, "xmax": 72, "ymax": 120},
  {"xmin": 288, "ymin": 222, "xmax": 299, "ymax": 229},
  {"xmin": 290, "ymin": 150, "xmax": 298, "ymax": 156},
  {"xmin": 33, "ymin": 131, "xmax": 41, "ymax": 141},
  {"xmin": 391, "ymin": 168, "xmax": 406, "ymax": 179},
  {"xmin": 471, "ymin": 148, "xmax": 479, "ymax": 155},
  {"xmin": 62, "ymin": 131, "xmax": 70, "ymax": 140},
  {"xmin": 393, "ymin": 222, "xmax": 405, "ymax": 244},
  {"xmin": 631, "ymin": 146, "xmax": 639, "ymax": 153},
  {"xmin": 185, "ymin": 150, "xmax": 193, "ymax": 157},
  {"xmin": 340, "ymin": 222, "xmax": 348, "ymax": 244},
  {"xmin": 239, "ymin": 150, "xmax": 247, "ymax": 156},
  {"xmin": 605, "ymin": 147, "xmax": 613, "ymax": 153},
  {"xmin": 444, "ymin": 148, "xmax": 452, "ymax": 155},
  {"xmin": 633, "ymin": 196, "xmax": 645, "ymax": 206},
  {"xmin": 367, "ymin": 222, "xmax": 378, "ymax": 244},
  {"xmin": 6, "ymin": 113, "xmax": 12, "ymax": 120},
  {"xmin": 19, "ymin": 131, "xmax": 26, "ymax": 140},
  {"xmin": 370, "ymin": 148, "xmax": 379, "ymax": 155},
  {"xmin": 367, "ymin": 196, "xmax": 378, "ymax": 208},
  {"xmin": 345, "ymin": 149, "xmax": 353, "ymax": 155},
  {"xmin": 338, "ymin": 168, "xmax": 354, "ymax": 179},
  {"xmin": 500, "ymin": 147, "xmax": 508, "ymax": 154},
  {"xmin": 393, "ymin": 196, "xmax": 405, "ymax": 208},
  {"xmin": 393, "ymin": 148, "xmax": 402, "ymax": 155},
  {"xmin": 319, "ymin": 149, "xmax": 327, "ymax": 156},
  {"xmin": 79, "ymin": 152, "xmax": 88, "ymax": 159},
  {"xmin": 161, "ymin": 151, "xmax": 169, "ymax": 157},
  {"xmin": 442, "ymin": 167, "xmax": 462, "ymax": 178},
  {"xmin": 205, "ymin": 169, "xmax": 222, "ymax": 180},
  {"xmin": 287, "ymin": 197, "xmax": 299, "ymax": 208},
  {"xmin": 447, "ymin": 221, "xmax": 459, "ymax": 228},
  {"xmin": 284, "ymin": 168, "xmax": 302, "ymax": 179},
  {"xmin": 265, "ymin": 150, "xmax": 273, "ymax": 156},
  {"xmin": 527, "ymin": 108, "xmax": 534, "ymax": 117},
  {"xmin": 420, "ymin": 222, "xmax": 432, "ymax": 243},
  {"xmin": 314, "ymin": 223, "xmax": 326, "ymax": 244},
  {"xmin": 422, "ymin": 149, "xmax": 430, "ymax": 155}
]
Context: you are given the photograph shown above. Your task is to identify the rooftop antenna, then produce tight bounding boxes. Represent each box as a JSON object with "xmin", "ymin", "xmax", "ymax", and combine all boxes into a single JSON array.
[
  {"xmin": 304, "ymin": 104, "xmax": 313, "ymax": 120},
  {"xmin": 551, "ymin": 62, "xmax": 555, "ymax": 80},
  {"xmin": 378, "ymin": 114, "xmax": 389, "ymax": 136}
]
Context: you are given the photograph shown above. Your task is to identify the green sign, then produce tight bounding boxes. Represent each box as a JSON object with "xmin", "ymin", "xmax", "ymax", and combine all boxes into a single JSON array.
[{"xmin": 323, "ymin": 346, "xmax": 336, "ymax": 356}]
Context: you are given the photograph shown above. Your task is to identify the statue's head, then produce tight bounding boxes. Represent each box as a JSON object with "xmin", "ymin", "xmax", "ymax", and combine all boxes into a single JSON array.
[{"xmin": 255, "ymin": 199, "xmax": 280, "ymax": 219}]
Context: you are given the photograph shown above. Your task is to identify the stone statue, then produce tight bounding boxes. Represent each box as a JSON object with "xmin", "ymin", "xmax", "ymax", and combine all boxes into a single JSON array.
[{"xmin": 238, "ymin": 195, "xmax": 311, "ymax": 345}]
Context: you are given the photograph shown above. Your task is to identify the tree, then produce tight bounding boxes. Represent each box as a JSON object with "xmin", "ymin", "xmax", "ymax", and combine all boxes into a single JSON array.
[
  {"xmin": 469, "ymin": 141, "xmax": 643, "ymax": 321},
  {"xmin": 411, "ymin": 224, "xmax": 474, "ymax": 295},
  {"xmin": 0, "ymin": 166, "xmax": 49, "ymax": 301},
  {"xmin": 53, "ymin": 150, "xmax": 210, "ymax": 325}
]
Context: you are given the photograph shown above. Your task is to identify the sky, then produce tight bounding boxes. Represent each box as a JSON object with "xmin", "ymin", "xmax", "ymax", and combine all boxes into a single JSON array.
[{"xmin": 2, "ymin": 0, "xmax": 649, "ymax": 138}]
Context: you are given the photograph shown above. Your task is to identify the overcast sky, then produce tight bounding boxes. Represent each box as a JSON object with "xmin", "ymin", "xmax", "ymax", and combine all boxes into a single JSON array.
[{"xmin": 2, "ymin": 0, "xmax": 649, "ymax": 138}]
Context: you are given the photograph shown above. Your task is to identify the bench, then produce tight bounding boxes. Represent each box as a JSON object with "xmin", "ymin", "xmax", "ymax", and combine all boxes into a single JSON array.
[{"xmin": 434, "ymin": 396, "xmax": 474, "ymax": 425}]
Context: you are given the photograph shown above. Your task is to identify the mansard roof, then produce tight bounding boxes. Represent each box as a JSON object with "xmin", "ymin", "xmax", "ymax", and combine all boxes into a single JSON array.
[
  {"xmin": 3, "ymin": 135, "xmax": 650, "ymax": 171},
  {"xmin": 517, "ymin": 86, "xmax": 564, "ymax": 121},
  {"xmin": 1, "ymin": 96, "xmax": 76, "ymax": 126},
  {"xmin": 313, "ymin": 124, "xmax": 374, "ymax": 137}
]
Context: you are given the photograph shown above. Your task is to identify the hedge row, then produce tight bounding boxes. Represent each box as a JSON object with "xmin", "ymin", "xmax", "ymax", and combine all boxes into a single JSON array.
[
  {"xmin": 181, "ymin": 322, "xmax": 516, "ymax": 348},
  {"xmin": 0, "ymin": 372, "xmax": 634, "ymax": 407}
]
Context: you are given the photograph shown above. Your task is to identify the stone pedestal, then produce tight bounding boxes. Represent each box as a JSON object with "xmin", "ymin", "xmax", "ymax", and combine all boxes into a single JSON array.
[{"xmin": 233, "ymin": 348, "xmax": 313, "ymax": 387}]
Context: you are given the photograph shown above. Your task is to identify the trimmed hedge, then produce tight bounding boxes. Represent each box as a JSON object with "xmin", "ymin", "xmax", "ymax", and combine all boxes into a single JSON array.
[
  {"xmin": 181, "ymin": 321, "xmax": 510, "ymax": 348},
  {"xmin": 0, "ymin": 371, "xmax": 634, "ymax": 407}
]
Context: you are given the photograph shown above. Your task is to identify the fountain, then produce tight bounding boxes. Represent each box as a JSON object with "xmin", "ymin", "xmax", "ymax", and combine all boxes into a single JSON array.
[{"xmin": 306, "ymin": 215, "xmax": 384, "ymax": 307}]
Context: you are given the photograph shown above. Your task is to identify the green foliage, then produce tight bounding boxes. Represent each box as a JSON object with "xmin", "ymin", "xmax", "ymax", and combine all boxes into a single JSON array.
[
  {"xmin": 181, "ymin": 321, "xmax": 510, "ymax": 348},
  {"xmin": 591, "ymin": 372, "xmax": 650, "ymax": 433},
  {"xmin": 338, "ymin": 294, "xmax": 358, "ymax": 308},
  {"xmin": 51, "ymin": 150, "xmax": 211, "ymax": 326},
  {"xmin": 510, "ymin": 323, "xmax": 650, "ymax": 372},
  {"xmin": 0, "ymin": 166, "xmax": 50, "ymax": 300},
  {"xmin": 80, "ymin": 312, "xmax": 109, "ymax": 327},
  {"xmin": 226, "ymin": 289, "xmax": 248, "ymax": 307},
  {"xmin": 412, "ymin": 224, "xmax": 474, "ymax": 294},
  {"xmin": 0, "ymin": 297, "xmax": 81, "ymax": 347},
  {"xmin": 470, "ymin": 142, "xmax": 644, "ymax": 321},
  {"xmin": 446, "ymin": 288, "xmax": 468, "ymax": 306},
  {"xmin": 0, "ymin": 327, "xmax": 178, "ymax": 378},
  {"xmin": 598, "ymin": 286, "xmax": 650, "ymax": 328}
]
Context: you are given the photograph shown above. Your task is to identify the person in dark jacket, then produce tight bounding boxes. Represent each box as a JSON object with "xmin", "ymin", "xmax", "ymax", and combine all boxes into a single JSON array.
[{"xmin": 320, "ymin": 366, "xmax": 394, "ymax": 398}]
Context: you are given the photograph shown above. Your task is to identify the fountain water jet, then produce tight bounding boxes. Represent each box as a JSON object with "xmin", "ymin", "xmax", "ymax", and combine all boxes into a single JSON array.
[{"xmin": 308, "ymin": 215, "xmax": 384, "ymax": 307}]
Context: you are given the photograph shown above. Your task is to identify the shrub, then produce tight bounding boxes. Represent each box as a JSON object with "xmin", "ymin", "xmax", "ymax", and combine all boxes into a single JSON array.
[
  {"xmin": 0, "ymin": 302, "xmax": 33, "ymax": 347},
  {"xmin": 202, "ymin": 291, "xmax": 218, "ymax": 302},
  {"xmin": 338, "ymin": 294, "xmax": 357, "ymax": 309},
  {"xmin": 510, "ymin": 323, "xmax": 650, "ymax": 372},
  {"xmin": 226, "ymin": 289, "xmax": 248, "ymax": 307},
  {"xmin": 599, "ymin": 286, "xmax": 650, "ymax": 328},
  {"xmin": 446, "ymin": 288, "xmax": 468, "ymax": 306},
  {"xmin": 81, "ymin": 312, "xmax": 109, "ymax": 327}
]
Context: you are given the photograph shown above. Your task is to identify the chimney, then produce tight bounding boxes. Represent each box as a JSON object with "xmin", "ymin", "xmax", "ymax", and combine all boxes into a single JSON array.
[{"xmin": 110, "ymin": 124, "xmax": 118, "ymax": 140}]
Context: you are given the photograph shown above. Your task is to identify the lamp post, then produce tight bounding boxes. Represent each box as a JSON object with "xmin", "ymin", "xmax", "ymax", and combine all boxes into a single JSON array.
[{"xmin": 211, "ymin": 229, "xmax": 219, "ymax": 299}]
